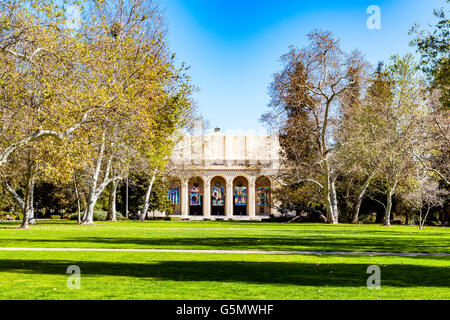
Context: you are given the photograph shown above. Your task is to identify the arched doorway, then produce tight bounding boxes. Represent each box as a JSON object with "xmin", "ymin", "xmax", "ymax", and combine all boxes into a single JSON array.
[
  {"xmin": 233, "ymin": 176, "xmax": 248, "ymax": 216},
  {"xmin": 167, "ymin": 177, "xmax": 181, "ymax": 215},
  {"xmin": 188, "ymin": 176, "xmax": 204, "ymax": 216},
  {"xmin": 255, "ymin": 176, "xmax": 271, "ymax": 215},
  {"xmin": 210, "ymin": 176, "xmax": 226, "ymax": 216}
]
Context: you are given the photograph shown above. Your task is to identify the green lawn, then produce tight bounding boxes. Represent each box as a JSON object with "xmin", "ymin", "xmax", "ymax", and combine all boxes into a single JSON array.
[
  {"xmin": 0, "ymin": 220, "xmax": 449, "ymax": 299},
  {"xmin": 0, "ymin": 220, "xmax": 449, "ymax": 253}
]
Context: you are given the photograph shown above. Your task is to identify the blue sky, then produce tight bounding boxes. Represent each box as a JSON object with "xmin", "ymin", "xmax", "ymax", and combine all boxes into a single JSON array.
[{"xmin": 162, "ymin": 0, "xmax": 447, "ymax": 134}]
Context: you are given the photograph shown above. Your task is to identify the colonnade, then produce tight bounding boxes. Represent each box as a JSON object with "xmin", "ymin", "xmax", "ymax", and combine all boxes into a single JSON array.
[{"xmin": 169, "ymin": 174, "xmax": 271, "ymax": 219}]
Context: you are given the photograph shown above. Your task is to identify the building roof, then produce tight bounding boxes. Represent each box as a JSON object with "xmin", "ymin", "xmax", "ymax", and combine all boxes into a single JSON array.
[{"xmin": 171, "ymin": 132, "xmax": 280, "ymax": 170}]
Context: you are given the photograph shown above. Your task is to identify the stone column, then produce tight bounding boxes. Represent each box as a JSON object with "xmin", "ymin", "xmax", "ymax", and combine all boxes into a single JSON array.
[
  {"xmin": 226, "ymin": 177, "xmax": 233, "ymax": 218},
  {"xmin": 181, "ymin": 179, "xmax": 189, "ymax": 218},
  {"xmin": 248, "ymin": 177, "xmax": 256, "ymax": 218},
  {"xmin": 203, "ymin": 177, "xmax": 211, "ymax": 218}
]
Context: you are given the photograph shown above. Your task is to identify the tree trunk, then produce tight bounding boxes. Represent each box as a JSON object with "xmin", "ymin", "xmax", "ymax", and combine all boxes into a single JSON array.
[
  {"xmin": 141, "ymin": 169, "xmax": 158, "ymax": 221},
  {"xmin": 21, "ymin": 202, "xmax": 34, "ymax": 229},
  {"xmin": 73, "ymin": 171, "xmax": 82, "ymax": 224},
  {"xmin": 20, "ymin": 178, "xmax": 35, "ymax": 229},
  {"xmin": 323, "ymin": 163, "xmax": 337, "ymax": 224},
  {"xmin": 320, "ymin": 98, "xmax": 338, "ymax": 225},
  {"xmin": 383, "ymin": 179, "xmax": 398, "ymax": 227},
  {"xmin": 330, "ymin": 177, "xmax": 339, "ymax": 224},
  {"xmin": 324, "ymin": 185, "xmax": 333, "ymax": 223},
  {"xmin": 83, "ymin": 177, "xmax": 114, "ymax": 224},
  {"xmin": 420, "ymin": 206, "xmax": 431, "ymax": 230},
  {"xmin": 27, "ymin": 181, "xmax": 36, "ymax": 225},
  {"xmin": 83, "ymin": 190, "xmax": 98, "ymax": 225},
  {"xmin": 383, "ymin": 189, "xmax": 393, "ymax": 226},
  {"xmin": 352, "ymin": 170, "xmax": 376, "ymax": 224},
  {"xmin": 3, "ymin": 173, "xmax": 35, "ymax": 229},
  {"xmin": 106, "ymin": 180, "xmax": 119, "ymax": 221},
  {"xmin": 82, "ymin": 131, "xmax": 106, "ymax": 225}
]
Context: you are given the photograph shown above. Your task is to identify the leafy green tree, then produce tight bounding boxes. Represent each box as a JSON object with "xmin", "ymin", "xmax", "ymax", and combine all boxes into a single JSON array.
[
  {"xmin": 410, "ymin": 1, "xmax": 449, "ymax": 109},
  {"xmin": 410, "ymin": 2, "xmax": 449, "ymax": 186},
  {"xmin": 336, "ymin": 62, "xmax": 393, "ymax": 223},
  {"xmin": 369, "ymin": 55, "xmax": 429, "ymax": 226},
  {"xmin": 0, "ymin": 0, "xmax": 94, "ymax": 170}
]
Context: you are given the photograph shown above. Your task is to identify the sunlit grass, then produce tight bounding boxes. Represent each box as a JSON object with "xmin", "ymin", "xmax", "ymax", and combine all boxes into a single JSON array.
[
  {"xmin": 0, "ymin": 250, "xmax": 448, "ymax": 299},
  {"xmin": 0, "ymin": 220, "xmax": 448, "ymax": 254},
  {"xmin": 0, "ymin": 221, "xmax": 448, "ymax": 299}
]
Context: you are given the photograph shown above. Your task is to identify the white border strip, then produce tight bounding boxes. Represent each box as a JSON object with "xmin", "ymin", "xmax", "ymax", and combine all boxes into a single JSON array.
[{"xmin": 0, "ymin": 247, "xmax": 448, "ymax": 256}]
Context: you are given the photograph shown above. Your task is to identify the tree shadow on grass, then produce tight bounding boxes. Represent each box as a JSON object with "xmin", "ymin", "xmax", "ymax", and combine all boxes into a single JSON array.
[
  {"xmin": 0, "ymin": 259, "xmax": 449, "ymax": 288},
  {"xmin": 5, "ymin": 235, "xmax": 449, "ymax": 254}
]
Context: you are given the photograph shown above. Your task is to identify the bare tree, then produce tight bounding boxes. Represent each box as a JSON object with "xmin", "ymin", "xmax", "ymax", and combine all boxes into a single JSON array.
[
  {"xmin": 403, "ymin": 178, "xmax": 448, "ymax": 229},
  {"xmin": 262, "ymin": 30, "xmax": 367, "ymax": 223}
]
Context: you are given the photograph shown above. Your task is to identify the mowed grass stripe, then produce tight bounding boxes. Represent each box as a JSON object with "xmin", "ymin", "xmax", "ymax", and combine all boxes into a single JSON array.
[
  {"xmin": 1, "ymin": 247, "xmax": 450, "ymax": 256},
  {"xmin": 0, "ymin": 250, "xmax": 449, "ymax": 299},
  {"xmin": 2, "ymin": 219, "xmax": 448, "ymax": 231},
  {"xmin": 0, "ymin": 221, "xmax": 448, "ymax": 254}
]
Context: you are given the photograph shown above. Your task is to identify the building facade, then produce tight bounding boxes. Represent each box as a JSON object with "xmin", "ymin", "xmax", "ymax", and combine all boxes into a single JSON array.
[{"xmin": 166, "ymin": 128, "xmax": 280, "ymax": 220}]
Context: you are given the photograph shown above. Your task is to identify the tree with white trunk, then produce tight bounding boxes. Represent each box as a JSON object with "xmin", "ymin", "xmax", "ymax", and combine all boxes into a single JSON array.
[
  {"xmin": 0, "ymin": 0, "xmax": 195, "ymax": 227},
  {"xmin": 2, "ymin": 165, "xmax": 36, "ymax": 229},
  {"xmin": 336, "ymin": 63, "xmax": 393, "ymax": 223},
  {"xmin": 62, "ymin": 0, "xmax": 195, "ymax": 224},
  {"xmin": 1, "ymin": 138, "xmax": 76, "ymax": 228},
  {"xmin": 261, "ymin": 30, "xmax": 368, "ymax": 224},
  {"xmin": 402, "ymin": 178, "xmax": 448, "ymax": 230},
  {"xmin": 374, "ymin": 54, "xmax": 430, "ymax": 226}
]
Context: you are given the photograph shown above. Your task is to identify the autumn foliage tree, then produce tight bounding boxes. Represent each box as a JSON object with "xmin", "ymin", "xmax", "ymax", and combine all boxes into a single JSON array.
[
  {"xmin": 262, "ymin": 30, "xmax": 367, "ymax": 224},
  {"xmin": 0, "ymin": 0, "xmax": 195, "ymax": 227},
  {"xmin": 0, "ymin": 0, "xmax": 94, "ymax": 171}
]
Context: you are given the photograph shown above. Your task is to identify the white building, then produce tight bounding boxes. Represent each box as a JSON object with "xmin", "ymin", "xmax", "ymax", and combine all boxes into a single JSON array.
[{"xmin": 166, "ymin": 128, "xmax": 280, "ymax": 220}]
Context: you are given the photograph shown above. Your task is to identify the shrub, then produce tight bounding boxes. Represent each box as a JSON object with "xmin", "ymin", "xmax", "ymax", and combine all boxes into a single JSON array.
[
  {"xmin": 69, "ymin": 213, "xmax": 81, "ymax": 221},
  {"xmin": 104, "ymin": 212, "xmax": 128, "ymax": 221},
  {"xmin": 92, "ymin": 211, "xmax": 106, "ymax": 221},
  {"xmin": 267, "ymin": 215, "xmax": 293, "ymax": 222},
  {"xmin": 0, "ymin": 211, "xmax": 17, "ymax": 221},
  {"xmin": 427, "ymin": 220, "xmax": 438, "ymax": 226},
  {"xmin": 115, "ymin": 212, "xmax": 127, "ymax": 220},
  {"xmin": 359, "ymin": 212, "xmax": 377, "ymax": 224},
  {"xmin": 69, "ymin": 211, "xmax": 106, "ymax": 221},
  {"xmin": 62, "ymin": 213, "xmax": 72, "ymax": 220}
]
